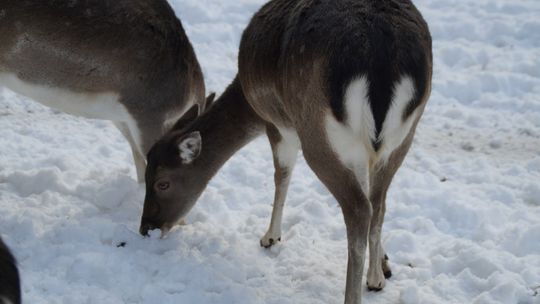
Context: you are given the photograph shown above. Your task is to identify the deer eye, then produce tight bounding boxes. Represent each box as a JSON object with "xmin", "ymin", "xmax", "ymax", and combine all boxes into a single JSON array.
[{"xmin": 155, "ymin": 181, "xmax": 170, "ymax": 191}]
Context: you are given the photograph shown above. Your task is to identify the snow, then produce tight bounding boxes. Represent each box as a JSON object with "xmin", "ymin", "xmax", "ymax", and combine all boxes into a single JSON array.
[{"xmin": 1, "ymin": 0, "xmax": 539, "ymax": 303}]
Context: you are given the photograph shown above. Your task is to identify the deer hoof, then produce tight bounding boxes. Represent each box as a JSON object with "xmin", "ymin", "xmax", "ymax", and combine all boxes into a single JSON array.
[
  {"xmin": 260, "ymin": 236, "xmax": 281, "ymax": 248},
  {"xmin": 382, "ymin": 254, "xmax": 392, "ymax": 279},
  {"xmin": 366, "ymin": 270, "xmax": 386, "ymax": 292},
  {"xmin": 367, "ymin": 281, "xmax": 384, "ymax": 292}
]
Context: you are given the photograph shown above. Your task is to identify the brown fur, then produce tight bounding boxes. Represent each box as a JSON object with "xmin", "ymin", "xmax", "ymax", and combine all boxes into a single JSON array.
[
  {"xmin": 141, "ymin": 1, "xmax": 432, "ymax": 303},
  {"xmin": 0, "ymin": 0, "xmax": 205, "ymax": 182},
  {"xmin": 141, "ymin": 78, "xmax": 266, "ymax": 233}
]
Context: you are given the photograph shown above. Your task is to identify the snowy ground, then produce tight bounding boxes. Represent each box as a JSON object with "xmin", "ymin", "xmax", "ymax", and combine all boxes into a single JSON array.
[{"xmin": 1, "ymin": 0, "xmax": 540, "ymax": 303}]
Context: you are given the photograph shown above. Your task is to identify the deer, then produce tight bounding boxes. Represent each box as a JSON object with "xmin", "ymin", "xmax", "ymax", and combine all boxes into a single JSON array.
[
  {"xmin": 0, "ymin": 237, "xmax": 21, "ymax": 304},
  {"xmin": 139, "ymin": 0, "xmax": 432, "ymax": 303},
  {"xmin": 0, "ymin": 0, "xmax": 207, "ymax": 183}
]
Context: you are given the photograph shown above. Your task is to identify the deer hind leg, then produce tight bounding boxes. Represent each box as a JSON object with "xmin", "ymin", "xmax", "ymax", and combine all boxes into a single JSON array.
[
  {"xmin": 365, "ymin": 179, "xmax": 387, "ymax": 291},
  {"xmin": 366, "ymin": 131, "xmax": 416, "ymax": 291},
  {"xmin": 260, "ymin": 124, "xmax": 300, "ymax": 248},
  {"xmin": 365, "ymin": 74, "xmax": 427, "ymax": 290},
  {"xmin": 299, "ymin": 122, "xmax": 372, "ymax": 304},
  {"xmin": 114, "ymin": 121, "xmax": 146, "ymax": 183}
]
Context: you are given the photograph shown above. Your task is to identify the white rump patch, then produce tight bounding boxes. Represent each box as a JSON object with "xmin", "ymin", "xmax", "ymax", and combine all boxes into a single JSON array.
[
  {"xmin": 344, "ymin": 76, "xmax": 376, "ymax": 144},
  {"xmin": 326, "ymin": 75, "xmax": 375, "ymax": 192},
  {"xmin": 378, "ymin": 75, "xmax": 417, "ymax": 161},
  {"xmin": 325, "ymin": 74, "xmax": 419, "ymax": 189},
  {"xmin": 325, "ymin": 114, "xmax": 371, "ymax": 194},
  {"xmin": 337, "ymin": 74, "xmax": 419, "ymax": 163}
]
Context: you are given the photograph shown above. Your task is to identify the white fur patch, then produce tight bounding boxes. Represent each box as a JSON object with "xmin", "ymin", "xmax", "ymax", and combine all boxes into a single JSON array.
[
  {"xmin": 0, "ymin": 73, "xmax": 122, "ymax": 119},
  {"xmin": 0, "ymin": 72, "xmax": 143, "ymax": 149},
  {"xmin": 339, "ymin": 74, "xmax": 418, "ymax": 163},
  {"xmin": 378, "ymin": 75, "xmax": 417, "ymax": 161},
  {"xmin": 178, "ymin": 132, "xmax": 201, "ymax": 164},
  {"xmin": 275, "ymin": 127, "xmax": 300, "ymax": 168},
  {"xmin": 337, "ymin": 76, "xmax": 377, "ymax": 191},
  {"xmin": 325, "ymin": 114, "xmax": 371, "ymax": 193},
  {"xmin": 329, "ymin": 75, "xmax": 374, "ymax": 191},
  {"xmin": 260, "ymin": 127, "xmax": 300, "ymax": 247},
  {"xmin": 344, "ymin": 76, "xmax": 376, "ymax": 144},
  {"xmin": 326, "ymin": 74, "xmax": 418, "ymax": 189}
]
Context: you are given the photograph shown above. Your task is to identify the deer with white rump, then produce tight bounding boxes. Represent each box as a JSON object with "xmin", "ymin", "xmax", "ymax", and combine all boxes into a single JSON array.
[
  {"xmin": 0, "ymin": 0, "xmax": 206, "ymax": 182},
  {"xmin": 140, "ymin": 0, "xmax": 431, "ymax": 303}
]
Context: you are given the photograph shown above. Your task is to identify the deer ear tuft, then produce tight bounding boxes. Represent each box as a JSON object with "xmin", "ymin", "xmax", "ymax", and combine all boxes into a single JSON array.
[
  {"xmin": 205, "ymin": 92, "xmax": 216, "ymax": 110},
  {"xmin": 178, "ymin": 131, "xmax": 202, "ymax": 164}
]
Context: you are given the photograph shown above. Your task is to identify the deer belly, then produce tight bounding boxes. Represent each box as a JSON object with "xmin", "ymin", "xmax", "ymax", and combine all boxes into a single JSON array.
[{"xmin": 0, "ymin": 72, "xmax": 131, "ymax": 121}]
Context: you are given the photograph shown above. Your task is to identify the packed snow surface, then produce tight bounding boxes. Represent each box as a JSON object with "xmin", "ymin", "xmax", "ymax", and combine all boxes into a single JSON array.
[{"xmin": 1, "ymin": 0, "xmax": 539, "ymax": 303}]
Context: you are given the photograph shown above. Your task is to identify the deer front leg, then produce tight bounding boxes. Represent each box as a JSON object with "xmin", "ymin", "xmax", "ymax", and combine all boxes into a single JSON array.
[
  {"xmin": 260, "ymin": 125, "xmax": 299, "ymax": 248},
  {"xmin": 115, "ymin": 122, "xmax": 147, "ymax": 183}
]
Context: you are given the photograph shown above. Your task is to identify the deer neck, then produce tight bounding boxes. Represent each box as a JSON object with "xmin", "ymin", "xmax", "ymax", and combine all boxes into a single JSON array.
[{"xmin": 186, "ymin": 78, "xmax": 266, "ymax": 185}]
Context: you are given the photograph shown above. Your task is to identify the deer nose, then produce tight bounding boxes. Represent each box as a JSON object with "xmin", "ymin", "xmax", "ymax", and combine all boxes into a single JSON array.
[{"xmin": 139, "ymin": 219, "xmax": 158, "ymax": 236}]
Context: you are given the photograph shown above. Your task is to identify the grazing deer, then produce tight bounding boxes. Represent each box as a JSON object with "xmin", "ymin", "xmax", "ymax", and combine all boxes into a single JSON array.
[
  {"xmin": 0, "ymin": 237, "xmax": 20, "ymax": 304},
  {"xmin": 140, "ymin": 0, "xmax": 431, "ymax": 303},
  {"xmin": 0, "ymin": 0, "xmax": 206, "ymax": 182}
]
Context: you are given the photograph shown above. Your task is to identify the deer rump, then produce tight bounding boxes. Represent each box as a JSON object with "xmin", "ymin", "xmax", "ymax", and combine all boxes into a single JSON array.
[{"xmin": 240, "ymin": 0, "xmax": 431, "ymax": 162}]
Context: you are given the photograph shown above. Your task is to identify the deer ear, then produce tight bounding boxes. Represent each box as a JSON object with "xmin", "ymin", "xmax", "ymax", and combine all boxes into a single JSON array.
[
  {"xmin": 178, "ymin": 131, "xmax": 202, "ymax": 164},
  {"xmin": 172, "ymin": 104, "xmax": 200, "ymax": 131},
  {"xmin": 205, "ymin": 92, "xmax": 216, "ymax": 110}
]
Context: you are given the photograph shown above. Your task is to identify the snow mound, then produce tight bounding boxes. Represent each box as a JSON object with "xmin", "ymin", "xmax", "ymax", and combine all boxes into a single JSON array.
[{"xmin": 1, "ymin": 0, "xmax": 539, "ymax": 303}]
